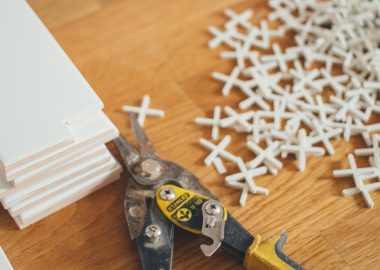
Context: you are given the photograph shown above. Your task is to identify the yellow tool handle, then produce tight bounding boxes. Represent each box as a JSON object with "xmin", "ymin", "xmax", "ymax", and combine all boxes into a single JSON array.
[{"xmin": 244, "ymin": 233, "xmax": 298, "ymax": 270}]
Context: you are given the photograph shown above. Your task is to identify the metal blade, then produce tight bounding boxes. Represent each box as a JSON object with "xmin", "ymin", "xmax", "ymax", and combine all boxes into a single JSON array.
[
  {"xmin": 130, "ymin": 113, "xmax": 156, "ymax": 158},
  {"xmin": 113, "ymin": 135, "xmax": 139, "ymax": 167}
]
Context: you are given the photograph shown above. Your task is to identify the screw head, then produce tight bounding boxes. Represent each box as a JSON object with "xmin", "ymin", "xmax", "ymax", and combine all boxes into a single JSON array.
[
  {"xmin": 205, "ymin": 201, "xmax": 221, "ymax": 215},
  {"xmin": 139, "ymin": 159, "xmax": 163, "ymax": 180},
  {"xmin": 160, "ymin": 187, "xmax": 176, "ymax": 201},
  {"xmin": 145, "ymin": 224, "xmax": 162, "ymax": 243}
]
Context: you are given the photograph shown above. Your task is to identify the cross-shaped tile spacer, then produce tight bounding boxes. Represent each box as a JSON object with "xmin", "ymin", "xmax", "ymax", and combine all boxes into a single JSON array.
[
  {"xmin": 251, "ymin": 114, "xmax": 275, "ymax": 143},
  {"xmin": 239, "ymin": 87, "xmax": 270, "ymax": 110},
  {"xmin": 244, "ymin": 52, "xmax": 277, "ymax": 76},
  {"xmin": 122, "ymin": 95, "xmax": 165, "ymax": 126},
  {"xmin": 355, "ymin": 135, "xmax": 380, "ymax": 167},
  {"xmin": 281, "ymin": 129, "xmax": 325, "ymax": 171},
  {"xmin": 309, "ymin": 119, "xmax": 342, "ymax": 155},
  {"xmin": 213, "ymin": 157, "xmax": 227, "ymax": 175},
  {"xmin": 330, "ymin": 95, "xmax": 366, "ymax": 121},
  {"xmin": 258, "ymin": 99, "xmax": 295, "ymax": 129},
  {"xmin": 325, "ymin": 118, "xmax": 366, "ymax": 141},
  {"xmin": 246, "ymin": 68, "xmax": 284, "ymax": 97},
  {"xmin": 195, "ymin": 106, "xmax": 222, "ymax": 140},
  {"xmin": 315, "ymin": 68, "xmax": 349, "ymax": 95},
  {"xmin": 261, "ymin": 43, "xmax": 297, "ymax": 72},
  {"xmin": 224, "ymin": 8, "xmax": 253, "ymax": 30},
  {"xmin": 221, "ymin": 44, "xmax": 250, "ymax": 69},
  {"xmin": 212, "ymin": 67, "xmax": 241, "ymax": 96},
  {"xmin": 246, "ymin": 141, "xmax": 283, "ymax": 175},
  {"xmin": 208, "ymin": 26, "xmax": 239, "ymax": 49},
  {"xmin": 225, "ymin": 157, "xmax": 268, "ymax": 206},
  {"xmin": 333, "ymin": 154, "xmax": 380, "ymax": 208},
  {"xmin": 220, "ymin": 106, "xmax": 253, "ymax": 132},
  {"xmin": 289, "ymin": 61, "xmax": 320, "ymax": 92},
  {"xmin": 199, "ymin": 135, "xmax": 237, "ymax": 166}
]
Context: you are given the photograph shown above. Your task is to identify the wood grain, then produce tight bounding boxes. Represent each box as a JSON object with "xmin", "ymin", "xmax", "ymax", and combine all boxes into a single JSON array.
[{"xmin": 1, "ymin": 0, "xmax": 379, "ymax": 269}]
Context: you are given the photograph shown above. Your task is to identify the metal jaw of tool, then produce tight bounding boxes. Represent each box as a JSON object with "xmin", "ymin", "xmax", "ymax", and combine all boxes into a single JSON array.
[{"xmin": 113, "ymin": 114, "xmax": 304, "ymax": 270}]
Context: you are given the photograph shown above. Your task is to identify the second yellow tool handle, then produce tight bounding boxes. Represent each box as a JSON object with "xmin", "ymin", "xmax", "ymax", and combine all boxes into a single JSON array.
[{"xmin": 244, "ymin": 233, "xmax": 301, "ymax": 270}]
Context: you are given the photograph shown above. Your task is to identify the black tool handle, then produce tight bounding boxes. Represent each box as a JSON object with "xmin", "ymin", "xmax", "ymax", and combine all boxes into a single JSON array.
[{"xmin": 135, "ymin": 201, "xmax": 174, "ymax": 270}]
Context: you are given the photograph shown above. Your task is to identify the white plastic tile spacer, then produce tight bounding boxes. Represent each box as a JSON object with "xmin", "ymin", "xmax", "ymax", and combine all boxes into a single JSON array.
[
  {"xmin": 122, "ymin": 95, "xmax": 165, "ymax": 127},
  {"xmin": 330, "ymin": 95, "xmax": 366, "ymax": 122},
  {"xmin": 225, "ymin": 157, "xmax": 268, "ymax": 206},
  {"xmin": 354, "ymin": 134, "xmax": 380, "ymax": 167},
  {"xmin": 220, "ymin": 106, "xmax": 253, "ymax": 132},
  {"xmin": 199, "ymin": 135, "xmax": 237, "ymax": 166},
  {"xmin": 251, "ymin": 114, "xmax": 274, "ymax": 144},
  {"xmin": 254, "ymin": 20, "xmax": 270, "ymax": 50},
  {"xmin": 309, "ymin": 119, "xmax": 342, "ymax": 155},
  {"xmin": 221, "ymin": 44, "xmax": 250, "ymax": 70},
  {"xmin": 224, "ymin": 8, "xmax": 253, "ymax": 30},
  {"xmin": 213, "ymin": 157, "xmax": 227, "ymax": 174},
  {"xmin": 246, "ymin": 140, "xmax": 283, "ymax": 175},
  {"xmin": 212, "ymin": 67, "xmax": 241, "ymax": 96},
  {"xmin": 195, "ymin": 106, "xmax": 222, "ymax": 140},
  {"xmin": 281, "ymin": 129, "xmax": 325, "ymax": 171},
  {"xmin": 261, "ymin": 43, "xmax": 297, "ymax": 72},
  {"xmin": 257, "ymin": 99, "xmax": 294, "ymax": 129},
  {"xmin": 239, "ymin": 87, "xmax": 270, "ymax": 111},
  {"xmin": 208, "ymin": 26, "xmax": 239, "ymax": 49},
  {"xmin": 245, "ymin": 52, "xmax": 278, "ymax": 76},
  {"xmin": 247, "ymin": 69, "xmax": 284, "ymax": 97},
  {"xmin": 333, "ymin": 154, "xmax": 380, "ymax": 208},
  {"xmin": 316, "ymin": 69, "xmax": 349, "ymax": 95},
  {"xmin": 289, "ymin": 61, "xmax": 321, "ymax": 92}
]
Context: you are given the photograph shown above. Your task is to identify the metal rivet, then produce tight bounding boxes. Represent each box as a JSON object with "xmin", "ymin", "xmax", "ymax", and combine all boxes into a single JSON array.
[
  {"xmin": 145, "ymin": 224, "xmax": 162, "ymax": 243},
  {"xmin": 205, "ymin": 201, "xmax": 221, "ymax": 215},
  {"xmin": 128, "ymin": 206, "xmax": 141, "ymax": 217},
  {"xmin": 159, "ymin": 187, "xmax": 176, "ymax": 201}
]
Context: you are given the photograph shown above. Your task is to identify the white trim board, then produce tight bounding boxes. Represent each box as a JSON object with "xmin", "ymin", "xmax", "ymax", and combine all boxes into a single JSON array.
[
  {"xmin": 0, "ymin": 137, "xmax": 112, "ymax": 195},
  {"xmin": 8, "ymin": 154, "xmax": 118, "ymax": 216},
  {"xmin": 14, "ymin": 162, "xmax": 122, "ymax": 229},
  {"xmin": 0, "ymin": 246, "xmax": 13, "ymax": 270},
  {"xmin": 12, "ymin": 141, "xmax": 104, "ymax": 187},
  {"xmin": 3, "ymin": 111, "xmax": 118, "ymax": 182},
  {"xmin": 1, "ymin": 145, "xmax": 111, "ymax": 206},
  {"xmin": 0, "ymin": 0, "xmax": 104, "ymax": 170}
]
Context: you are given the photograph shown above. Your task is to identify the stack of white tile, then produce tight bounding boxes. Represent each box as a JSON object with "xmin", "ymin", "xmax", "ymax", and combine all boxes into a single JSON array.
[
  {"xmin": 0, "ymin": 246, "xmax": 13, "ymax": 270},
  {"xmin": 0, "ymin": 0, "xmax": 122, "ymax": 229}
]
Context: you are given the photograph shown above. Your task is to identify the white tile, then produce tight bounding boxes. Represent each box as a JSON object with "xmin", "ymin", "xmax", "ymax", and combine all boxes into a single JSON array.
[
  {"xmin": 8, "ymin": 153, "xmax": 118, "ymax": 216},
  {"xmin": 2, "ymin": 111, "xmax": 118, "ymax": 183},
  {"xmin": 0, "ymin": 0, "xmax": 103, "ymax": 170},
  {"xmin": 15, "ymin": 161, "xmax": 121, "ymax": 229},
  {"xmin": 0, "ymin": 246, "xmax": 13, "ymax": 270},
  {"xmin": 1, "ymin": 145, "xmax": 111, "ymax": 207}
]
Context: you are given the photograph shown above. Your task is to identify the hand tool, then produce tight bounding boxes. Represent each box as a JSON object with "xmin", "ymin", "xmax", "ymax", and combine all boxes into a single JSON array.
[{"xmin": 113, "ymin": 114, "xmax": 304, "ymax": 270}]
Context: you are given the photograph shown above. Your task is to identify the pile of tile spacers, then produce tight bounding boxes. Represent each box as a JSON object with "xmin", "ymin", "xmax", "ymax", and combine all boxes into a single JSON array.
[{"xmin": 196, "ymin": 0, "xmax": 380, "ymax": 207}]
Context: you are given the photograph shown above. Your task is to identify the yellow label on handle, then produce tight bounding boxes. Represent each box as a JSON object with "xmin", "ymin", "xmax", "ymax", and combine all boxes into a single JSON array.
[{"xmin": 156, "ymin": 184, "xmax": 227, "ymax": 234}]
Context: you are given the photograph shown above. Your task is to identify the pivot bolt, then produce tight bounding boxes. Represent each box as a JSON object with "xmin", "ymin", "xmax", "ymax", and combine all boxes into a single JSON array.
[
  {"xmin": 205, "ymin": 201, "xmax": 221, "ymax": 215},
  {"xmin": 139, "ymin": 159, "xmax": 163, "ymax": 180},
  {"xmin": 145, "ymin": 224, "xmax": 162, "ymax": 243},
  {"xmin": 160, "ymin": 187, "xmax": 176, "ymax": 201}
]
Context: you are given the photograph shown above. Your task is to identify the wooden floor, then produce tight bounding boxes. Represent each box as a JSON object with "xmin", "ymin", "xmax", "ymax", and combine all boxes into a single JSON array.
[{"xmin": 1, "ymin": 0, "xmax": 379, "ymax": 269}]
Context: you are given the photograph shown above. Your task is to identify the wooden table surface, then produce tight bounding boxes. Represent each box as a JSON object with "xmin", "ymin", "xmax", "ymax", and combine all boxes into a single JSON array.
[{"xmin": 1, "ymin": 0, "xmax": 379, "ymax": 269}]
